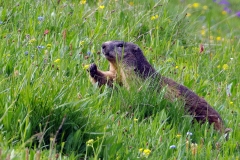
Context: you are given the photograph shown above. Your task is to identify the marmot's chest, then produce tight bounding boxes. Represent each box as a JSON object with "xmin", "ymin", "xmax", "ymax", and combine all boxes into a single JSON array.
[{"xmin": 109, "ymin": 62, "xmax": 129, "ymax": 88}]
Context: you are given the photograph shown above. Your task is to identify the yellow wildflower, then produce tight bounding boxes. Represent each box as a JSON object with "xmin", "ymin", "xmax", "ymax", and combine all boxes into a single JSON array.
[
  {"xmin": 54, "ymin": 59, "xmax": 61, "ymax": 63},
  {"xmin": 86, "ymin": 139, "xmax": 94, "ymax": 146},
  {"xmin": 129, "ymin": 2, "xmax": 134, "ymax": 6},
  {"xmin": 222, "ymin": 10, "xmax": 227, "ymax": 15},
  {"xmin": 217, "ymin": 65, "xmax": 221, "ymax": 68},
  {"xmin": 134, "ymin": 118, "xmax": 138, "ymax": 122},
  {"xmin": 139, "ymin": 148, "xmax": 143, "ymax": 152},
  {"xmin": 201, "ymin": 30, "xmax": 205, "ymax": 36},
  {"xmin": 203, "ymin": 5, "xmax": 208, "ymax": 10},
  {"xmin": 151, "ymin": 16, "xmax": 156, "ymax": 20},
  {"xmin": 79, "ymin": 41, "xmax": 85, "ymax": 46},
  {"xmin": 151, "ymin": 15, "xmax": 158, "ymax": 20},
  {"xmin": 80, "ymin": 0, "xmax": 86, "ymax": 4},
  {"xmin": 222, "ymin": 64, "xmax": 229, "ymax": 70},
  {"xmin": 143, "ymin": 149, "xmax": 151, "ymax": 157},
  {"xmin": 230, "ymin": 101, "xmax": 233, "ymax": 105},
  {"xmin": 175, "ymin": 66, "xmax": 179, "ymax": 69},
  {"xmin": 29, "ymin": 38, "xmax": 36, "ymax": 44},
  {"xmin": 99, "ymin": 5, "xmax": 105, "ymax": 9},
  {"xmin": 166, "ymin": 58, "xmax": 174, "ymax": 62},
  {"xmin": 216, "ymin": 37, "xmax": 222, "ymax": 41},
  {"xmin": 186, "ymin": 13, "xmax": 191, "ymax": 17},
  {"xmin": 192, "ymin": 3, "xmax": 200, "ymax": 8},
  {"xmin": 47, "ymin": 44, "xmax": 52, "ymax": 48},
  {"xmin": 176, "ymin": 134, "xmax": 181, "ymax": 138},
  {"xmin": 83, "ymin": 64, "xmax": 90, "ymax": 70}
]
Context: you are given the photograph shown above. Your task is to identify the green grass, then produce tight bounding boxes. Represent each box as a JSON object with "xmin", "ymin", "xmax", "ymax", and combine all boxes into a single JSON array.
[{"xmin": 0, "ymin": 0, "xmax": 240, "ymax": 159}]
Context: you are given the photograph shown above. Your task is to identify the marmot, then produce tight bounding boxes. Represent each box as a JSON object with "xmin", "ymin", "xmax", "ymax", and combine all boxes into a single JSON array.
[{"xmin": 89, "ymin": 40, "xmax": 224, "ymax": 132}]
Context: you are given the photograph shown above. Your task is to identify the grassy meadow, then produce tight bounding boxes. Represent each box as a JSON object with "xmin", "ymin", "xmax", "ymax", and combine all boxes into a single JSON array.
[{"xmin": 0, "ymin": 0, "xmax": 240, "ymax": 159}]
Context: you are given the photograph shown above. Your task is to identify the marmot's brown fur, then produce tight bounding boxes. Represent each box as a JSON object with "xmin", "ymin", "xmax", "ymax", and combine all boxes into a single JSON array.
[{"xmin": 89, "ymin": 40, "xmax": 224, "ymax": 132}]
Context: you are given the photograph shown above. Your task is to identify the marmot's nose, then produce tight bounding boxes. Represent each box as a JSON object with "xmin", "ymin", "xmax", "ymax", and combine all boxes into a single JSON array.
[
  {"xmin": 102, "ymin": 41, "xmax": 112, "ymax": 50},
  {"xmin": 102, "ymin": 43, "xmax": 106, "ymax": 50},
  {"xmin": 102, "ymin": 41, "xmax": 113, "ymax": 54}
]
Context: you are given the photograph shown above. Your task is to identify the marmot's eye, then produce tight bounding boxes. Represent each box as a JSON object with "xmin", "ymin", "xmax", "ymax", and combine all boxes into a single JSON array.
[{"xmin": 117, "ymin": 44, "xmax": 123, "ymax": 47}]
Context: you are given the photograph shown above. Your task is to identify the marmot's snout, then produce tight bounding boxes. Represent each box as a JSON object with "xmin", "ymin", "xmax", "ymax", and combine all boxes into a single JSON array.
[
  {"xmin": 102, "ymin": 41, "xmax": 125, "ymax": 54},
  {"xmin": 101, "ymin": 41, "xmax": 123, "ymax": 60},
  {"xmin": 102, "ymin": 43, "xmax": 106, "ymax": 51},
  {"xmin": 101, "ymin": 42, "xmax": 112, "ymax": 57},
  {"xmin": 101, "ymin": 43, "xmax": 107, "ymax": 55}
]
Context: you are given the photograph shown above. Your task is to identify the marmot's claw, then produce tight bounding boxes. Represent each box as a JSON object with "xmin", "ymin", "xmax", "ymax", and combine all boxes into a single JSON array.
[{"xmin": 89, "ymin": 63, "xmax": 97, "ymax": 77}]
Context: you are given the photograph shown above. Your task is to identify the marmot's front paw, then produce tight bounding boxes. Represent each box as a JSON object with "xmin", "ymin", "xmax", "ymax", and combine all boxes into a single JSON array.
[{"xmin": 89, "ymin": 63, "xmax": 98, "ymax": 77}]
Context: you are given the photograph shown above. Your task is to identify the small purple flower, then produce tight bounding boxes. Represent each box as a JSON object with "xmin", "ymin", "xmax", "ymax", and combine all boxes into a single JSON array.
[
  {"xmin": 87, "ymin": 51, "xmax": 92, "ymax": 55},
  {"xmin": 236, "ymin": 11, "xmax": 240, "ymax": 17},
  {"xmin": 37, "ymin": 45, "xmax": 45, "ymax": 49},
  {"xmin": 25, "ymin": 51, "xmax": 29, "ymax": 55},
  {"xmin": 38, "ymin": 16, "xmax": 44, "ymax": 21},
  {"xmin": 170, "ymin": 145, "xmax": 176, "ymax": 149},
  {"xmin": 187, "ymin": 131, "xmax": 193, "ymax": 136},
  {"xmin": 218, "ymin": 0, "xmax": 230, "ymax": 6},
  {"xmin": 224, "ymin": 7, "xmax": 232, "ymax": 13}
]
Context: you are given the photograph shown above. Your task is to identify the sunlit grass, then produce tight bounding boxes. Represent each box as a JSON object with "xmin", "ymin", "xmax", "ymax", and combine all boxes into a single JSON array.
[{"xmin": 0, "ymin": 0, "xmax": 240, "ymax": 159}]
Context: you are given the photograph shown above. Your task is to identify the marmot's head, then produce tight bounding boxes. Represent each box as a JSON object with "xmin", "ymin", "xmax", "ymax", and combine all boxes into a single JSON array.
[
  {"xmin": 102, "ymin": 40, "xmax": 156, "ymax": 78},
  {"xmin": 101, "ymin": 41, "xmax": 140, "ymax": 63}
]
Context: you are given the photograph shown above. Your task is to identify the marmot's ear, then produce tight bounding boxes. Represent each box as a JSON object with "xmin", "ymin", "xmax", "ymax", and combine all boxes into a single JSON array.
[
  {"xmin": 133, "ymin": 46, "xmax": 139, "ymax": 51},
  {"xmin": 133, "ymin": 46, "xmax": 143, "ymax": 56},
  {"xmin": 133, "ymin": 46, "xmax": 140, "ymax": 54}
]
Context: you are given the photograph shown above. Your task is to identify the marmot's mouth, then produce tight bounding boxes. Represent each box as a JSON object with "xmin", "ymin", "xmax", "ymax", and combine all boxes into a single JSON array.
[{"xmin": 103, "ymin": 52, "xmax": 114, "ymax": 59}]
